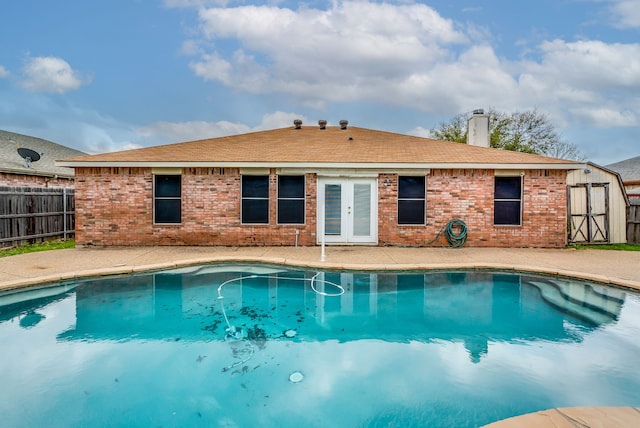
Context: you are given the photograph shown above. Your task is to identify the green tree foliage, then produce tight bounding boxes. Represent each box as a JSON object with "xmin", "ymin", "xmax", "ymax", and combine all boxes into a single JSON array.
[{"xmin": 430, "ymin": 108, "xmax": 586, "ymax": 161}]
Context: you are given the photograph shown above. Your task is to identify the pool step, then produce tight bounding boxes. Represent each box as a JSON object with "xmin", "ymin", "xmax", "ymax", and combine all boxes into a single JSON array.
[{"xmin": 526, "ymin": 279, "xmax": 624, "ymax": 326}]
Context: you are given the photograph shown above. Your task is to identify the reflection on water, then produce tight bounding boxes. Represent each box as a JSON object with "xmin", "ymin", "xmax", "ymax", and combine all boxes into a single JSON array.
[
  {"xmin": 0, "ymin": 283, "xmax": 76, "ymax": 323},
  {"xmin": 55, "ymin": 267, "xmax": 624, "ymax": 360},
  {"xmin": 0, "ymin": 264, "xmax": 637, "ymax": 428}
]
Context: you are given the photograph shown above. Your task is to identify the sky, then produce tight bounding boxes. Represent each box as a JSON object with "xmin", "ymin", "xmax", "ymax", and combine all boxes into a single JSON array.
[{"xmin": 0, "ymin": 0, "xmax": 638, "ymax": 165}]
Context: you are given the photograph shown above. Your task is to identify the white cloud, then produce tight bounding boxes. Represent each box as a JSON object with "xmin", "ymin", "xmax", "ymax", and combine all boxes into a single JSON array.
[
  {"xmin": 392, "ymin": 44, "xmax": 520, "ymax": 112},
  {"xmin": 568, "ymin": 107, "xmax": 636, "ymax": 128},
  {"xmin": 189, "ymin": 2, "xmax": 468, "ymax": 103},
  {"xmin": 167, "ymin": 0, "xmax": 640, "ymax": 153},
  {"xmin": 183, "ymin": 2, "xmax": 640, "ymax": 128},
  {"xmin": 20, "ymin": 56, "xmax": 89, "ymax": 94},
  {"xmin": 536, "ymin": 40, "xmax": 640, "ymax": 90},
  {"xmin": 190, "ymin": 50, "xmax": 269, "ymax": 91},
  {"xmin": 179, "ymin": 39, "xmax": 203, "ymax": 56},
  {"xmin": 0, "ymin": 91, "xmax": 141, "ymax": 154},
  {"xmin": 78, "ymin": 124, "xmax": 141, "ymax": 154},
  {"xmin": 190, "ymin": 53, "xmax": 233, "ymax": 84},
  {"xmin": 138, "ymin": 119, "xmax": 252, "ymax": 142},
  {"xmin": 0, "ymin": 65, "xmax": 9, "ymax": 78},
  {"xmin": 258, "ymin": 111, "xmax": 308, "ymax": 129},
  {"xmin": 137, "ymin": 111, "xmax": 307, "ymax": 143},
  {"xmin": 514, "ymin": 39, "xmax": 640, "ymax": 126},
  {"xmin": 609, "ymin": 0, "xmax": 640, "ymax": 28},
  {"xmin": 406, "ymin": 126, "xmax": 431, "ymax": 138}
]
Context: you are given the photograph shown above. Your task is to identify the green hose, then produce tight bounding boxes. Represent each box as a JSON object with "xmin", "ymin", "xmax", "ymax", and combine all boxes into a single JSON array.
[
  {"xmin": 426, "ymin": 218, "xmax": 468, "ymax": 248},
  {"xmin": 444, "ymin": 219, "xmax": 468, "ymax": 248}
]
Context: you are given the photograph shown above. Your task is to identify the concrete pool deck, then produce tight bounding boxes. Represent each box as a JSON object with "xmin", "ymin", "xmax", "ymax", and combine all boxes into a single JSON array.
[
  {"xmin": 1, "ymin": 245, "xmax": 639, "ymax": 427},
  {"xmin": 1, "ymin": 245, "xmax": 639, "ymax": 292}
]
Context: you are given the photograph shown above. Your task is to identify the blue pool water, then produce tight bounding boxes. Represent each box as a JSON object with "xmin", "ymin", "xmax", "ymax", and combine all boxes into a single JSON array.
[{"xmin": 1, "ymin": 264, "xmax": 639, "ymax": 427}]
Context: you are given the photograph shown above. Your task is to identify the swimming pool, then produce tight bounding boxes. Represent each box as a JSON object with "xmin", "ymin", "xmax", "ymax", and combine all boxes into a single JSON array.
[{"xmin": 1, "ymin": 264, "xmax": 639, "ymax": 427}]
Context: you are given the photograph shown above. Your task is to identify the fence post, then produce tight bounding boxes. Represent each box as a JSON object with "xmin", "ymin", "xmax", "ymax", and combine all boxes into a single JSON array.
[
  {"xmin": 628, "ymin": 201, "xmax": 640, "ymax": 245},
  {"xmin": 63, "ymin": 188, "xmax": 68, "ymax": 241}
]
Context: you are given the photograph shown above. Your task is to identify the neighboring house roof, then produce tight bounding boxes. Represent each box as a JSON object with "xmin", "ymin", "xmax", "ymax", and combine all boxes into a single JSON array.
[
  {"xmin": 606, "ymin": 155, "xmax": 640, "ymax": 182},
  {"xmin": 606, "ymin": 155, "xmax": 640, "ymax": 196},
  {"xmin": 606, "ymin": 155, "xmax": 640, "ymax": 195},
  {"xmin": 585, "ymin": 162, "xmax": 630, "ymax": 206},
  {"xmin": 59, "ymin": 125, "xmax": 581, "ymax": 170},
  {"xmin": 1, "ymin": 130, "xmax": 86, "ymax": 179}
]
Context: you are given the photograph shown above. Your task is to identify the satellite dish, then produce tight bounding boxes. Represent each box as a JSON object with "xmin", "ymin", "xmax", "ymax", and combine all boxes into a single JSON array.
[{"xmin": 17, "ymin": 147, "xmax": 43, "ymax": 168}]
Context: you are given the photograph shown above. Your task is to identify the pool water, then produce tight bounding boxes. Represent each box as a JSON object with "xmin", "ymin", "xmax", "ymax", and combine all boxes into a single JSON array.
[{"xmin": 1, "ymin": 264, "xmax": 639, "ymax": 427}]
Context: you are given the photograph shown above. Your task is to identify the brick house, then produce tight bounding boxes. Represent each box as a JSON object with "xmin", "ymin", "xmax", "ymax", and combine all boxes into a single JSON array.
[
  {"xmin": 1, "ymin": 130, "xmax": 85, "ymax": 188},
  {"xmin": 58, "ymin": 119, "xmax": 581, "ymax": 248}
]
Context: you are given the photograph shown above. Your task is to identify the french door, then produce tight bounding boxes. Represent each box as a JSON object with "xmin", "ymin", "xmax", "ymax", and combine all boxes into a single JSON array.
[{"xmin": 317, "ymin": 178, "xmax": 377, "ymax": 244}]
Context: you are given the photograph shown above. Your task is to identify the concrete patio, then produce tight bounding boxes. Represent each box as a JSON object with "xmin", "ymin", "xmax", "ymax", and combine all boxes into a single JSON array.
[{"xmin": 1, "ymin": 245, "xmax": 639, "ymax": 292}]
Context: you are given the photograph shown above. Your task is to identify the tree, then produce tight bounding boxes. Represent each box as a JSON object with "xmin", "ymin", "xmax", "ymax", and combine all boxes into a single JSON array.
[
  {"xmin": 430, "ymin": 108, "xmax": 586, "ymax": 161},
  {"xmin": 543, "ymin": 140, "xmax": 587, "ymax": 161}
]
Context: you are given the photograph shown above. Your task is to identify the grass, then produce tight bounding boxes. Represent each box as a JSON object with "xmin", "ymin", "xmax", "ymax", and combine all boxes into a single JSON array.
[
  {"xmin": 571, "ymin": 243, "xmax": 640, "ymax": 251},
  {"xmin": 0, "ymin": 239, "xmax": 75, "ymax": 258},
  {"xmin": 1, "ymin": 239, "xmax": 638, "ymax": 256}
]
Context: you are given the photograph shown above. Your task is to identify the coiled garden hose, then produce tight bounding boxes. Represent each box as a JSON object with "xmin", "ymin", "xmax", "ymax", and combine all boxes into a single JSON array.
[{"xmin": 426, "ymin": 218, "xmax": 468, "ymax": 248}]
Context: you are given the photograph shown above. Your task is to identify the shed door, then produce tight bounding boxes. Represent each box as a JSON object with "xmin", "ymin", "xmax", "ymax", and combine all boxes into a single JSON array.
[{"xmin": 567, "ymin": 183, "xmax": 609, "ymax": 243}]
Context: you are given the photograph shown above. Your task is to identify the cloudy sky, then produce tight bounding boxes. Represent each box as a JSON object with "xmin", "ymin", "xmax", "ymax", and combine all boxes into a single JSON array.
[{"xmin": 0, "ymin": 0, "xmax": 638, "ymax": 164}]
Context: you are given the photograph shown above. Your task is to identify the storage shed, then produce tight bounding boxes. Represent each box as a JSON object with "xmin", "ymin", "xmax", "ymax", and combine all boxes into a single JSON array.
[{"xmin": 566, "ymin": 162, "xmax": 629, "ymax": 244}]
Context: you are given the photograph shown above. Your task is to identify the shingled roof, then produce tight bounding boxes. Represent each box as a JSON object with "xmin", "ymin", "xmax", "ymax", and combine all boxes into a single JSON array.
[
  {"xmin": 1, "ymin": 130, "xmax": 86, "ymax": 178},
  {"xmin": 58, "ymin": 125, "xmax": 581, "ymax": 170},
  {"xmin": 606, "ymin": 156, "xmax": 640, "ymax": 182}
]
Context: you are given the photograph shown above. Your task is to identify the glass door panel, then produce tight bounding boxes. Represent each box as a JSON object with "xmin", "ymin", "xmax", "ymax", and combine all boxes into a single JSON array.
[
  {"xmin": 324, "ymin": 184, "xmax": 342, "ymax": 235},
  {"xmin": 352, "ymin": 183, "xmax": 371, "ymax": 237}
]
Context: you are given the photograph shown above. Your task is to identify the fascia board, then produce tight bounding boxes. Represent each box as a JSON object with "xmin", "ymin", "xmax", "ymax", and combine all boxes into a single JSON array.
[
  {"xmin": 0, "ymin": 167, "xmax": 74, "ymax": 179},
  {"xmin": 56, "ymin": 161, "xmax": 585, "ymax": 170}
]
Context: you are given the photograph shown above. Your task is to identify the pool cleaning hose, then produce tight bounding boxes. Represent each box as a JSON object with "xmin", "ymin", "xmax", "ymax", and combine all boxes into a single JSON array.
[
  {"xmin": 216, "ymin": 273, "xmax": 345, "ymax": 372},
  {"xmin": 425, "ymin": 218, "xmax": 468, "ymax": 248},
  {"xmin": 216, "ymin": 274, "xmax": 345, "ymax": 336}
]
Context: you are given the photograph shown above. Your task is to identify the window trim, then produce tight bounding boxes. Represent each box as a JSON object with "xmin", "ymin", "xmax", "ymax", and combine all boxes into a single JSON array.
[
  {"xmin": 493, "ymin": 176, "xmax": 523, "ymax": 226},
  {"xmin": 241, "ymin": 175, "xmax": 270, "ymax": 224},
  {"xmin": 277, "ymin": 175, "xmax": 306, "ymax": 225},
  {"xmin": 397, "ymin": 175, "xmax": 426, "ymax": 225},
  {"xmin": 153, "ymin": 174, "xmax": 182, "ymax": 224}
]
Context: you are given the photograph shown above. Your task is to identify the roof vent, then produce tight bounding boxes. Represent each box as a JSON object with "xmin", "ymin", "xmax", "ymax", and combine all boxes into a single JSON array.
[
  {"xmin": 318, "ymin": 120, "xmax": 327, "ymax": 129},
  {"xmin": 339, "ymin": 120, "xmax": 348, "ymax": 130},
  {"xmin": 472, "ymin": 109, "xmax": 485, "ymax": 115},
  {"xmin": 293, "ymin": 119, "xmax": 302, "ymax": 129}
]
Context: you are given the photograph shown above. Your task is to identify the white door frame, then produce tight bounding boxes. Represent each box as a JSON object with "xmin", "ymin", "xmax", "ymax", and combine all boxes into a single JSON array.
[{"xmin": 317, "ymin": 177, "xmax": 378, "ymax": 244}]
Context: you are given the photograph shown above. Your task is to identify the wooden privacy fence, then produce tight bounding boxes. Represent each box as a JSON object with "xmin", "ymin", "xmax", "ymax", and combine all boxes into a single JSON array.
[
  {"xmin": 628, "ymin": 197, "xmax": 640, "ymax": 244},
  {"xmin": 0, "ymin": 186, "xmax": 75, "ymax": 247}
]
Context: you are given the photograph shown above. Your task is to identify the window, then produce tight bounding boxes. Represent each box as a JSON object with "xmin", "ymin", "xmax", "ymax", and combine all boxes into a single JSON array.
[
  {"xmin": 398, "ymin": 176, "xmax": 426, "ymax": 225},
  {"xmin": 494, "ymin": 176, "xmax": 522, "ymax": 225},
  {"xmin": 154, "ymin": 175, "xmax": 181, "ymax": 223},
  {"xmin": 277, "ymin": 176, "xmax": 305, "ymax": 224},
  {"xmin": 242, "ymin": 175, "xmax": 269, "ymax": 223}
]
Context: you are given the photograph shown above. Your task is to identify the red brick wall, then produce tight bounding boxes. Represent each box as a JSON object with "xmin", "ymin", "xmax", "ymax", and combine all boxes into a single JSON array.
[
  {"xmin": 75, "ymin": 167, "xmax": 319, "ymax": 246},
  {"xmin": 0, "ymin": 172, "xmax": 75, "ymax": 188},
  {"xmin": 75, "ymin": 167, "xmax": 567, "ymax": 247},
  {"xmin": 378, "ymin": 169, "xmax": 567, "ymax": 247}
]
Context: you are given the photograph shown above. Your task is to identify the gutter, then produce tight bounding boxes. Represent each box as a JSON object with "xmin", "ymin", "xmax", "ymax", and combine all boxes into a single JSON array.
[
  {"xmin": 0, "ymin": 167, "xmax": 74, "ymax": 179},
  {"xmin": 56, "ymin": 161, "xmax": 585, "ymax": 171}
]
